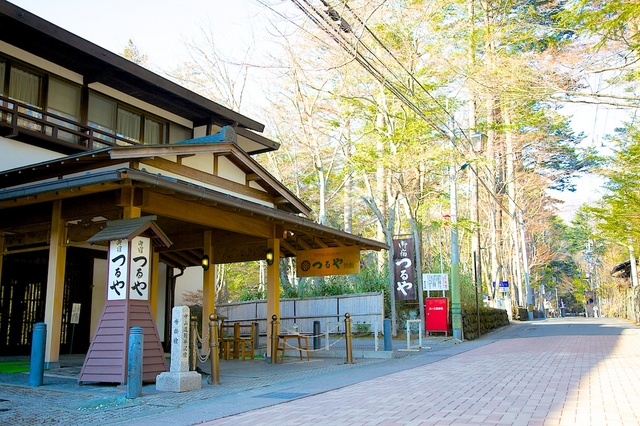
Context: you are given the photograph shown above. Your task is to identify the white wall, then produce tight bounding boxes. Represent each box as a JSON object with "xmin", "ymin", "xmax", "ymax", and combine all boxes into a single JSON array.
[
  {"xmin": 174, "ymin": 266, "xmax": 203, "ymax": 306},
  {"xmin": 0, "ymin": 138, "xmax": 65, "ymax": 172}
]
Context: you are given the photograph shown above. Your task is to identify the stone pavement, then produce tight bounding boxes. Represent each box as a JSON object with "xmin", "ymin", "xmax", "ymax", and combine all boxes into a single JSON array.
[
  {"xmin": 1, "ymin": 317, "xmax": 639, "ymax": 425},
  {"xmin": 204, "ymin": 317, "xmax": 640, "ymax": 426}
]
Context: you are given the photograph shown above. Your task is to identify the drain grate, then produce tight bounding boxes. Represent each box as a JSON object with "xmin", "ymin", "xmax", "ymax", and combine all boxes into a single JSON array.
[{"xmin": 258, "ymin": 392, "xmax": 308, "ymax": 399}]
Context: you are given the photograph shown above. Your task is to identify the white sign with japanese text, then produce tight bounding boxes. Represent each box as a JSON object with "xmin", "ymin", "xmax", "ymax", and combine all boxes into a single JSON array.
[
  {"xmin": 129, "ymin": 236, "xmax": 151, "ymax": 300},
  {"xmin": 423, "ymin": 273, "xmax": 450, "ymax": 291},
  {"xmin": 107, "ymin": 239, "xmax": 129, "ymax": 300}
]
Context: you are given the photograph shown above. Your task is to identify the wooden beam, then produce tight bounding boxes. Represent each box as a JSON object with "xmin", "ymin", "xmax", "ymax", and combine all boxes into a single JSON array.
[
  {"xmin": 0, "ymin": 181, "xmax": 123, "ymax": 209},
  {"xmin": 141, "ymin": 191, "xmax": 274, "ymax": 239},
  {"xmin": 140, "ymin": 157, "xmax": 273, "ymax": 203},
  {"xmin": 280, "ymin": 239, "xmax": 297, "ymax": 256}
]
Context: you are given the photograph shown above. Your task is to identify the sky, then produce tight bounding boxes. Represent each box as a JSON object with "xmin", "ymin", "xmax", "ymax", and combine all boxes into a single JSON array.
[
  {"xmin": 8, "ymin": 0, "xmax": 628, "ymax": 222},
  {"xmin": 9, "ymin": 0, "xmax": 272, "ymax": 66}
]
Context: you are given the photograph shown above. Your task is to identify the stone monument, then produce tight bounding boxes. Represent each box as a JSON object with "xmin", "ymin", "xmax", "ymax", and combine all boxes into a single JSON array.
[{"xmin": 156, "ymin": 306, "xmax": 202, "ymax": 392}]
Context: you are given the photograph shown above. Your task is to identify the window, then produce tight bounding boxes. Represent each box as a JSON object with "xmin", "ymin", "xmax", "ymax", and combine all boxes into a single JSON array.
[
  {"xmin": 88, "ymin": 92, "xmax": 169, "ymax": 145},
  {"xmin": 116, "ymin": 107, "xmax": 141, "ymax": 143},
  {"xmin": 88, "ymin": 92, "xmax": 116, "ymax": 143},
  {"xmin": 47, "ymin": 77, "xmax": 81, "ymax": 143},
  {"xmin": 144, "ymin": 118, "xmax": 164, "ymax": 145},
  {"xmin": 9, "ymin": 67, "xmax": 42, "ymax": 108},
  {"xmin": 8, "ymin": 66, "xmax": 43, "ymax": 131}
]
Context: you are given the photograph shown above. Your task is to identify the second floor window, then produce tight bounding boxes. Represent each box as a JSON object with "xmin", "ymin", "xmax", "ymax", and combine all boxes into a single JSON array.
[
  {"xmin": 89, "ymin": 92, "xmax": 166, "ymax": 145},
  {"xmin": 9, "ymin": 66, "xmax": 42, "ymax": 108}
]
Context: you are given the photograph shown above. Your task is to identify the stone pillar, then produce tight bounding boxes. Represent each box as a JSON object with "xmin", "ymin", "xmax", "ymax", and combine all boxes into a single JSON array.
[{"xmin": 156, "ymin": 306, "xmax": 202, "ymax": 392}]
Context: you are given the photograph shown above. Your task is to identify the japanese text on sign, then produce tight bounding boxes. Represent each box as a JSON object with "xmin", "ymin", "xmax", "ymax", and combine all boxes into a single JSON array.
[
  {"xmin": 393, "ymin": 238, "xmax": 416, "ymax": 301},
  {"xmin": 129, "ymin": 236, "xmax": 151, "ymax": 300},
  {"xmin": 107, "ymin": 239, "xmax": 128, "ymax": 300},
  {"xmin": 423, "ymin": 273, "xmax": 450, "ymax": 291},
  {"xmin": 296, "ymin": 246, "xmax": 360, "ymax": 277}
]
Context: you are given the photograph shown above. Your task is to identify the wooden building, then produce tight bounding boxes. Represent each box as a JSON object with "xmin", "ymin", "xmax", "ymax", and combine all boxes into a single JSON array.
[{"xmin": 0, "ymin": 1, "xmax": 387, "ymax": 373}]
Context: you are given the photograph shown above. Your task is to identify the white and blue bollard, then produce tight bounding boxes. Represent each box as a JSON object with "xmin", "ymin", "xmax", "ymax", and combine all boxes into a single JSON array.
[
  {"xmin": 126, "ymin": 326, "xmax": 144, "ymax": 398},
  {"xmin": 29, "ymin": 322, "xmax": 47, "ymax": 386}
]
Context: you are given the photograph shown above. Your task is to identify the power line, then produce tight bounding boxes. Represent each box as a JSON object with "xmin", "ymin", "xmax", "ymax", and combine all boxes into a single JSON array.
[{"xmin": 289, "ymin": 0, "xmax": 524, "ymax": 217}]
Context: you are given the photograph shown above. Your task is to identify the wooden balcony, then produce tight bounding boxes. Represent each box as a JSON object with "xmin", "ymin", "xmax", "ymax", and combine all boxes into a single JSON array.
[{"xmin": 0, "ymin": 95, "xmax": 143, "ymax": 154}]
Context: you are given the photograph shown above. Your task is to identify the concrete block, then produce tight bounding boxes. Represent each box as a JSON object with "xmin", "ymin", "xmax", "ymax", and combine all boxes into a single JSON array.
[{"xmin": 156, "ymin": 371, "xmax": 202, "ymax": 392}]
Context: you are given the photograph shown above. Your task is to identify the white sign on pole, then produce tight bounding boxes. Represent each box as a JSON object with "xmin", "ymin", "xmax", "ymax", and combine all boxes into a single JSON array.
[
  {"xmin": 423, "ymin": 273, "xmax": 449, "ymax": 291},
  {"xmin": 107, "ymin": 239, "xmax": 128, "ymax": 300},
  {"xmin": 70, "ymin": 303, "xmax": 81, "ymax": 324},
  {"xmin": 129, "ymin": 236, "xmax": 151, "ymax": 300}
]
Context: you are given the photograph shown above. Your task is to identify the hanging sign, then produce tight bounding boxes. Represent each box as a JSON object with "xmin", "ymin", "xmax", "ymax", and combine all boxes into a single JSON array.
[
  {"xmin": 393, "ymin": 238, "xmax": 416, "ymax": 300},
  {"xmin": 297, "ymin": 246, "xmax": 360, "ymax": 277},
  {"xmin": 129, "ymin": 236, "xmax": 151, "ymax": 300},
  {"xmin": 107, "ymin": 239, "xmax": 129, "ymax": 300}
]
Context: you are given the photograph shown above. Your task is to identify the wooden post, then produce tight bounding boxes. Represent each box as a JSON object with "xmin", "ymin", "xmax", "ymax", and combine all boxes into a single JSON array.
[
  {"xmin": 44, "ymin": 200, "xmax": 67, "ymax": 368},
  {"xmin": 266, "ymin": 238, "xmax": 280, "ymax": 357},
  {"xmin": 202, "ymin": 230, "xmax": 215, "ymax": 334}
]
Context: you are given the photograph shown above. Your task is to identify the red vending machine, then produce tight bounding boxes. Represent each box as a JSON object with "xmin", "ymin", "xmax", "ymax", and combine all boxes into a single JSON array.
[{"xmin": 425, "ymin": 297, "xmax": 449, "ymax": 336}]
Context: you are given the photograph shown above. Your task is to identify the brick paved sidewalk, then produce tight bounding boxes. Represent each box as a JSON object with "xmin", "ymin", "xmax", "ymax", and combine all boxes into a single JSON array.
[{"xmin": 204, "ymin": 318, "xmax": 640, "ymax": 426}]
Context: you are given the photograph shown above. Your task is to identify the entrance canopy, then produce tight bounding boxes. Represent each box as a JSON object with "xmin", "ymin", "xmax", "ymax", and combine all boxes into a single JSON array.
[{"xmin": 0, "ymin": 137, "xmax": 387, "ymax": 267}]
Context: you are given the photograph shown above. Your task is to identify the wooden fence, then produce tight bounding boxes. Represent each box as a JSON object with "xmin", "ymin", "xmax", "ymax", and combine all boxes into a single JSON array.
[{"xmin": 214, "ymin": 292, "xmax": 384, "ymax": 336}]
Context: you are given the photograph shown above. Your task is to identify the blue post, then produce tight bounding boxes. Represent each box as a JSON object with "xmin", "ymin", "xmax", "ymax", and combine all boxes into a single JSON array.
[
  {"xmin": 383, "ymin": 318, "xmax": 392, "ymax": 351},
  {"xmin": 29, "ymin": 322, "xmax": 47, "ymax": 386},
  {"xmin": 126, "ymin": 326, "xmax": 144, "ymax": 399},
  {"xmin": 313, "ymin": 320, "xmax": 321, "ymax": 350}
]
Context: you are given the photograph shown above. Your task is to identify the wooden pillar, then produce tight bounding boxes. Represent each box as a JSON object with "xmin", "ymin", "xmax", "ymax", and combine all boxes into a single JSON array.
[
  {"xmin": 202, "ymin": 230, "xmax": 215, "ymax": 329},
  {"xmin": 266, "ymin": 238, "xmax": 280, "ymax": 355},
  {"xmin": 44, "ymin": 200, "xmax": 67, "ymax": 368}
]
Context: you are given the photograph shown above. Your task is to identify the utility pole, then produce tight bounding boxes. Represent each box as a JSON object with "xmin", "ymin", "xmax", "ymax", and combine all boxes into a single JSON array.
[{"xmin": 449, "ymin": 156, "xmax": 462, "ymax": 341}]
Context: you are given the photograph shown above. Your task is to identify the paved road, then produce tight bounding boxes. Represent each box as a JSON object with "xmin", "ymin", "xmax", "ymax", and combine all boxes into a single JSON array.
[
  {"xmin": 1, "ymin": 317, "xmax": 639, "ymax": 425},
  {"xmin": 203, "ymin": 317, "xmax": 640, "ymax": 426}
]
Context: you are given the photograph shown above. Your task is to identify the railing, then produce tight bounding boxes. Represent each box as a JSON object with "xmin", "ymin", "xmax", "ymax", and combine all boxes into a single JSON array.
[{"xmin": 0, "ymin": 95, "xmax": 142, "ymax": 150}]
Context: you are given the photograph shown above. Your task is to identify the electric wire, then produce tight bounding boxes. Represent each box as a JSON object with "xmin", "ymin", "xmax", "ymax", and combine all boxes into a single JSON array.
[{"xmin": 290, "ymin": 0, "xmax": 522, "ymax": 217}]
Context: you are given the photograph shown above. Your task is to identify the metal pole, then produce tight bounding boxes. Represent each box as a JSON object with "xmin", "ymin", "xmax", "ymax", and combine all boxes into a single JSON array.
[
  {"xmin": 270, "ymin": 315, "xmax": 279, "ymax": 364},
  {"xmin": 449, "ymin": 161, "xmax": 462, "ymax": 341},
  {"xmin": 29, "ymin": 322, "xmax": 46, "ymax": 387},
  {"xmin": 189, "ymin": 316, "xmax": 197, "ymax": 372},
  {"xmin": 208, "ymin": 314, "xmax": 220, "ymax": 385},
  {"xmin": 474, "ymin": 251, "xmax": 481, "ymax": 339},
  {"xmin": 344, "ymin": 313, "xmax": 353, "ymax": 364},
  {"xmin": 126, "ymin": 326, "xmax": 143, "ymax": 399}
]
